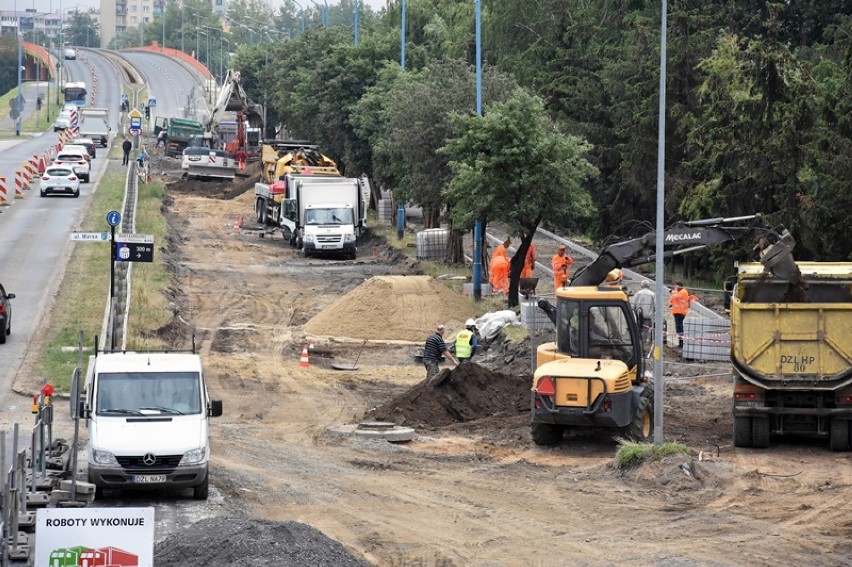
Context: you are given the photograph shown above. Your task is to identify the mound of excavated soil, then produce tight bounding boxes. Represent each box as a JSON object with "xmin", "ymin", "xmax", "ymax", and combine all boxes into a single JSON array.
[
  {"xmin": 366, "ymin": 363, "xmax": 529, "ymax": 427},
  {"xmin": 303, "ymin": 275, "xmax": 476, "ymax": 342},
  {"xmin": 155, "ymin": 516, "xmax": 369, "ymax": 567},
  {"xmin": 164, "ymin": 161, "xmax": 261, "ymax": 200}
]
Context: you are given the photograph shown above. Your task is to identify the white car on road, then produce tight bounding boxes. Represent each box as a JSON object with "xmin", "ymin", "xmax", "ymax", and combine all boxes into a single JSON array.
[
  {"xmin": 40, "ymin": 165, "xmax": 81, "ymax": 198},
  {"xmin": 54, "ymin": 149, "xmax": 91, "ymax": 183}
]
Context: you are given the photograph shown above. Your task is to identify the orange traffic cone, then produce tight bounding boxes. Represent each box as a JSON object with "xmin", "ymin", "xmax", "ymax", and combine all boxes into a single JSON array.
[
  {"xmin": 299, "ymin": 344, "xmax": 311, "ymax": 367},
  {"xmin": 233, "ymin": 218, "xmax": 240, "ymax": 232}
]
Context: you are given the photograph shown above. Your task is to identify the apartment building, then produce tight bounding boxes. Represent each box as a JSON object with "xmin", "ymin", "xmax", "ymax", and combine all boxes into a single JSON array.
[
  {"xmin": 1, "ymin": 9, "xmax": 65, "ymax": 41},
  {"xmin": 100, "ymin": 0, "xmax": 226, "ymax": 48}
]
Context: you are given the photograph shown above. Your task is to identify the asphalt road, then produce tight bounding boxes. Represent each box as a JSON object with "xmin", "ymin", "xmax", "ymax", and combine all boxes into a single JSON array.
[{"xmin": 120, "ymin": 51, "xmax": 210, "ymax": 124}]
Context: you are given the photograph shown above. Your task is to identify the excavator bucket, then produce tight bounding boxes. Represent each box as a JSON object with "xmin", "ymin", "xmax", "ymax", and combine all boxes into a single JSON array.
[{"xmin": 758, "ymin": 229, "xmax": 801, "ymax": 285}]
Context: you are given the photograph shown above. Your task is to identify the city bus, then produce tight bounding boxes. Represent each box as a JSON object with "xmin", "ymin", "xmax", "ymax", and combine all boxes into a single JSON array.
[{"xmin": 63, "ymin": 81, "xmax": 87, "ymax": 107}]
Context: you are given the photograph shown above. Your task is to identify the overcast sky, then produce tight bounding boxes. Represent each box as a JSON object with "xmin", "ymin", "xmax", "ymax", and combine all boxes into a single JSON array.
[{"xmin": 22, "ymin": 0, "xmax": 388, "ymax": 15}]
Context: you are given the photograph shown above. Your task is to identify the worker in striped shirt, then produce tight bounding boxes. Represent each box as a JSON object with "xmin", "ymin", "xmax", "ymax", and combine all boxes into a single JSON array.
[{"xmin": 422, "ymin": 324, "xmax": 459, "ymax": 380}]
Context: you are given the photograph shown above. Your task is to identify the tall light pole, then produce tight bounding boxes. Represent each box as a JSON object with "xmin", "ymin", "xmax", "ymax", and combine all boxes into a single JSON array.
[
  {"xmin": 160, "ymin": 0, "xmax": 165, "ymax": 47},
  {"xmin": 292, "ymin": 0, "xmax": 305, "ymax": 34},
  {"xmin": 653, "ymin": 0, "xmax": 669, "ymax": 445},
  {"xmin": 219, "ymin": 35, "xmax": 229, "ymax": 82},
  {"xmin": 16, "ymin": 13, "xmax": 24, "ymax": 137},
  {"xmin": 180, "ymin": 1, "xmax": 184, "ymax": 53},
  {"xmin": 472, "ymin": 0, "xmax": 483, "ymax": 298},
  {"xmin": 195, "ymin": 13, "xmax": 200, "ymax": 58},
  {"xmin": 353, "ymin": 0, "xmax": 359, "ymax": 45},
  {"xmin": 400, "ymin": 0, "xmax": 406, "ymax": 69}
]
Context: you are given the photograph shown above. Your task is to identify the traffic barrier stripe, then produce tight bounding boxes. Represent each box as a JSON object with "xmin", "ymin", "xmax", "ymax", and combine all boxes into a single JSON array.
[{"xmin": 0, "ymin": 175, "xmax": 9, "ymax": 205}]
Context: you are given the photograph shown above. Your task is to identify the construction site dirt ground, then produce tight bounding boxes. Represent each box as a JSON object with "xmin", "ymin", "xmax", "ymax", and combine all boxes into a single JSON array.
[{"xmin": 14, "ymin": 166, "xmax": 852, "ymax": 566}]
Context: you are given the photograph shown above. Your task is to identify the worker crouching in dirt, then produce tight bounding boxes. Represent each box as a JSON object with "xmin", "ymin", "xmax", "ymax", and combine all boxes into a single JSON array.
[
  {"xmin": 454, "ymin": 319, "xmax": 479, "ymax": 363},
  {"xmin": 423, "ymin": 325, "xmax": 459, "ymax": 380}
]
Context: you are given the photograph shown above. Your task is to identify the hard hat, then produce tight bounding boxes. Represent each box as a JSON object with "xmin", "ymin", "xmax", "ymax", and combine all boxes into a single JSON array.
[
  {"xmin": 605, "ymin": 269, "xmax": 623, "ymax": 282},
  {"xmin": 465, "ymin": 319, "xmax": 476, "ymax": 327}
]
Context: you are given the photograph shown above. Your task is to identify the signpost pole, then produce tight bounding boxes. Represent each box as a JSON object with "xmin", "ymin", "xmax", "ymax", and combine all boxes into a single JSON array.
[{"xmin": 110, "ymin": 224, "xmax": 116, "ymax": 351}]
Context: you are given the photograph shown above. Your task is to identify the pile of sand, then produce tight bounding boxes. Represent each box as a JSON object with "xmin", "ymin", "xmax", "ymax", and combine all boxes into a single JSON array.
[{"xmin": 303, "ymin": 275, "xmax": 476, "ymax": 342}]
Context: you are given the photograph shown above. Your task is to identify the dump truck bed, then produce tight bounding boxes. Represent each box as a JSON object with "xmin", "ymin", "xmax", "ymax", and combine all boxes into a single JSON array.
[{"xmin": 731, "ymin": 262, "xmax": 852, "ymax": 390}]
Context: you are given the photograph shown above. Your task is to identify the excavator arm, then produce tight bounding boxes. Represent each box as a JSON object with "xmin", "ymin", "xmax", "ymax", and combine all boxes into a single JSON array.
[
  {"xmin": 569, "ymin": 214, "xmax": 799, "ymax": 287},
  {"xmin": 205, "ymin": 70, "xmax": 264, "ymax": 152}
]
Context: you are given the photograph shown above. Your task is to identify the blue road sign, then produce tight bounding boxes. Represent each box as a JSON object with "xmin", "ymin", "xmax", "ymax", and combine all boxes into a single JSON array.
[
  {"xmin": 148, "ymin": 97, "xmax": 157, "ymax": 108},
  {"xmin": 106, "ymin": 211, "xmax": 121, "ymax": 227},
  {"xmin": 129, "ymin": 116, "xmax": 142, "ymax": 131}
]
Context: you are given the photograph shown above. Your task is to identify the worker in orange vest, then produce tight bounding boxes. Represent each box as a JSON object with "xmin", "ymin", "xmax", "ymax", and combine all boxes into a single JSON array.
[
  {"xmin": 669, "ymin": 281, "xmax": 699, "ymax": 348},
  {"xmin": 551, "ymin": 244, "xmax": 573, "ymax": 290},
  {"xmin": 521, "ymin": 243, "xmax": 537, "ymax": 279},
  {"xmin": 490, "ymin": 253, "xmax": 510, "ymax": 296},
  {"xmin": 492, "ymin": 238, "xmax": 512, "ymax": 262}
]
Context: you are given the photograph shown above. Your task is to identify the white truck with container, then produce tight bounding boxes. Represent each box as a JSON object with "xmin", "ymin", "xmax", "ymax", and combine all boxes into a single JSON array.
[
  {"xmin": 78, "ymin": 107, "xmax": 111, "ymax": 147},
  {"xmin": 79, "ymin": 345, "xmax": 223, "ymax": 499},
  {"xmin": 275, "ymin": 174, "xmax": 369, "ymax": 259}
]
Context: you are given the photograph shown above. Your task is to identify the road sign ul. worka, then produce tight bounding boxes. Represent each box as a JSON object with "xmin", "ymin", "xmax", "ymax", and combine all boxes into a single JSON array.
[
  {"xmin": 115, "ymin": 233, "xmax": 154, "ymax": 263},
  {"xmin": 36, "ymin": 507, "xmax": 154, "ymax": 567}
]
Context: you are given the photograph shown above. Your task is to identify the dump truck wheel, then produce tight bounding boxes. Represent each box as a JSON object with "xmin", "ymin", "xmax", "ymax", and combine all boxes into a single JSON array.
[
  {"xmin": 625, "ymin": 387, "xmax": 653, "ymax": 441},
  {"xmin": 751, "ymin": 417, "xmax": 770, "ymax": 448},
  {"xmin": 733, "ymin": 416, "xmax": 752, "ymax": 447},
  {"xmin": 531, "ymin": 422, "xmax": 562, "ymax": 445},
  {"xmin": 829, "ymin": 419, "xmax": 850, "ymax": 452}
]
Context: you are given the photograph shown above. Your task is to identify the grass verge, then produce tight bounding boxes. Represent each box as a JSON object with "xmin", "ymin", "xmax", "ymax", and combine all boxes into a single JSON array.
[
  {"xmin": 614, "ymin": 441, "xmax": 690, "ymax": 470},
  {"xmin": 39, "ymin": 169, "xmax": 173, "ymax": 391},
  {"xmin": 39, "ymin": 172, "xmax": 125, "ymax": 391}
]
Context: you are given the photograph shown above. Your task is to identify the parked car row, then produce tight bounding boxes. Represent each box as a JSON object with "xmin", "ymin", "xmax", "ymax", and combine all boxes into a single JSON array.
[{"xmin": 40, "ymin": 137, "xmax": 98, "ymax": 197}]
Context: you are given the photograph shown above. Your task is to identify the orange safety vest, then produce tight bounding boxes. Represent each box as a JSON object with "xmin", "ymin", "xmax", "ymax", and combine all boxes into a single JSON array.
[
  {"xmin": 521, "ymin": 244, "xmax": 536, "ymax": 278},
  {"xmin": 551, "ymin": 253, "xmax": 573, "ymax": 288},
  {"xmin": 670, "ymin": 288, "xmax": 691, "ymax": 315},
  {"xmin": 490, "ymin": 254, "xmax": 510, "ymax": 294}
]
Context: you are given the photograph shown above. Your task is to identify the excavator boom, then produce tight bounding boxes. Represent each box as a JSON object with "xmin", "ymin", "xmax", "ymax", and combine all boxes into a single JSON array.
[{"xmin": 569, "ymin": 214, "xmax": 799, "ymax": 287}]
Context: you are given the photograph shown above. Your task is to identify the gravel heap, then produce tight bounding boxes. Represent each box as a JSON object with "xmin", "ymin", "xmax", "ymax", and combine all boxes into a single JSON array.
[{"xmin": 155, "ymin": 516, "xmax": 369, "ymax": 566}]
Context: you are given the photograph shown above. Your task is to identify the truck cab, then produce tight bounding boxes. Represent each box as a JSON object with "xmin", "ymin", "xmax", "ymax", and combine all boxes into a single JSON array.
[
  {"xmin": 302, "ymin": 203, "xmax": 357, "ymax": 259},
  {"xmin": 83, "ymin": 351, "xmax": 223, "ymax": 499}
]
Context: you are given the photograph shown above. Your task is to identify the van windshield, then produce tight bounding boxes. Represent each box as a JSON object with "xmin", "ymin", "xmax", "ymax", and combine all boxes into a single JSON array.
[
  {"xmin": 305, "ymin": 207, "xmax": 353, "ymax": 226},
  {"xmin": 96, "ymin": 372, "xmax": 202, "ymax": 416}
]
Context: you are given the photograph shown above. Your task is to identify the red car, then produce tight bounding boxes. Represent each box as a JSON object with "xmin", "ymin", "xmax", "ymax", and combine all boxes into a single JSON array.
[{"xmin": 0, "ymin": 283, "xmax": 14, "ymax": 344}]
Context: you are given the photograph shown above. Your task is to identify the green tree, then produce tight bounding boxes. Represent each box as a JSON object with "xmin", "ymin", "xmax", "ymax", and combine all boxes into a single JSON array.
[
  {"xmin": 64, "ymin": 9, "xmax": 100, "ymax": 48},
  {"xmin": 0, "ymin": 34, "xmax": 19, "ymax": 96},
  {"xmin": 442, "ymin": 89, "xmax": 597, "ymax": 306}
]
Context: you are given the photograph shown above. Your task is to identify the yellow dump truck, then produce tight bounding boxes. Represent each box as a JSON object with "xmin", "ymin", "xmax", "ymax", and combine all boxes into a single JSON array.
[{"xmin": 731, "ymin": 262, "xmax": 852, "ymax": 451}]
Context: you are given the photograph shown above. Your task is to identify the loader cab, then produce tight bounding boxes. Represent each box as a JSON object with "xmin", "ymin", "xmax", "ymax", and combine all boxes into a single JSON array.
[{"xmin": 553, "ymin": 287, "xmax": 643, "ymax": 380}]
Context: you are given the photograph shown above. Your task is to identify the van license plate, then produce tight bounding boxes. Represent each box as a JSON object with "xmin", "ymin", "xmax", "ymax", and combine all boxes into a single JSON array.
[
  {"xmin": 322, "ymin": 245, "xmax": 336, "ymax": 249},
  {"xmin": 132, "ymin": 475, "xmax": 166, "ymax": 484}
]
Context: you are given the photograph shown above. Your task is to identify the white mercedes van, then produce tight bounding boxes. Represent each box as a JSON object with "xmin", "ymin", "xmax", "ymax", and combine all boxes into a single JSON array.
[{"xmin": 82, "ymin": 351, "xmax": 223, "ymax": 499}]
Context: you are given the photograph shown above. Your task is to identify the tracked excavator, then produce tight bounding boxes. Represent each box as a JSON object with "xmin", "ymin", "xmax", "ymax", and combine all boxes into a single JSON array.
[
  {"xmin": 203, "ymin": 70, "xmax": 264, "ymax": 158},
  {"xmin": 531, "ymin": 214, "xmax": 800, "ymax": 445}
]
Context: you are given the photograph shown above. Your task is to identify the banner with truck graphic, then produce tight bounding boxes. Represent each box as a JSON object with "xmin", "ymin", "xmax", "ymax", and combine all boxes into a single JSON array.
[{"xmin": 35, "ymin": 507, "xmax": 154, "ymax": 567}]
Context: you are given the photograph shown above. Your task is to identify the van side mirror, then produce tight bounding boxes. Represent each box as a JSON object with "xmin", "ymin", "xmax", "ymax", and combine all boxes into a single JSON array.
[{"xmin": 209, "ymin": 399, "xmax": 223, "ymax": 417}]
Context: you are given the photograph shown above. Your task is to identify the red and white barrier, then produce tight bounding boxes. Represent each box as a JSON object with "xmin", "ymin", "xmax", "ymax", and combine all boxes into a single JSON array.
[
  {"xmin": 14, "ymin": 170, "xmax": 27, "ymax": 197},
  {"xmin": 0, "ymin": 176, "xmax": 9, "ymax": 206}
]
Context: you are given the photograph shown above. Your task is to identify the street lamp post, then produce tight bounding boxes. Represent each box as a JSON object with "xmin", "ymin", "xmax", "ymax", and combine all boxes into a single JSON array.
[
  {"xmin": 400, "ymin": 0, "xmax": 406, "ymax": 69},
  {"xmin": 472, "ymin": 0, "xmax": 483, "ymax": 299},
  {"xmin": 292, "ymin": 0, "xmax": 306, "ymax": 34},
  {"xmin": 220, "ymin": 35, "xmax": 229, "ymax": 82},
  {"xmin": 354, "ymin": 0, "xmax": 359, "ymax": 45},
  {"xmin": 16, "ymin": 16, "xmax": 24, "ymax": 137}
]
